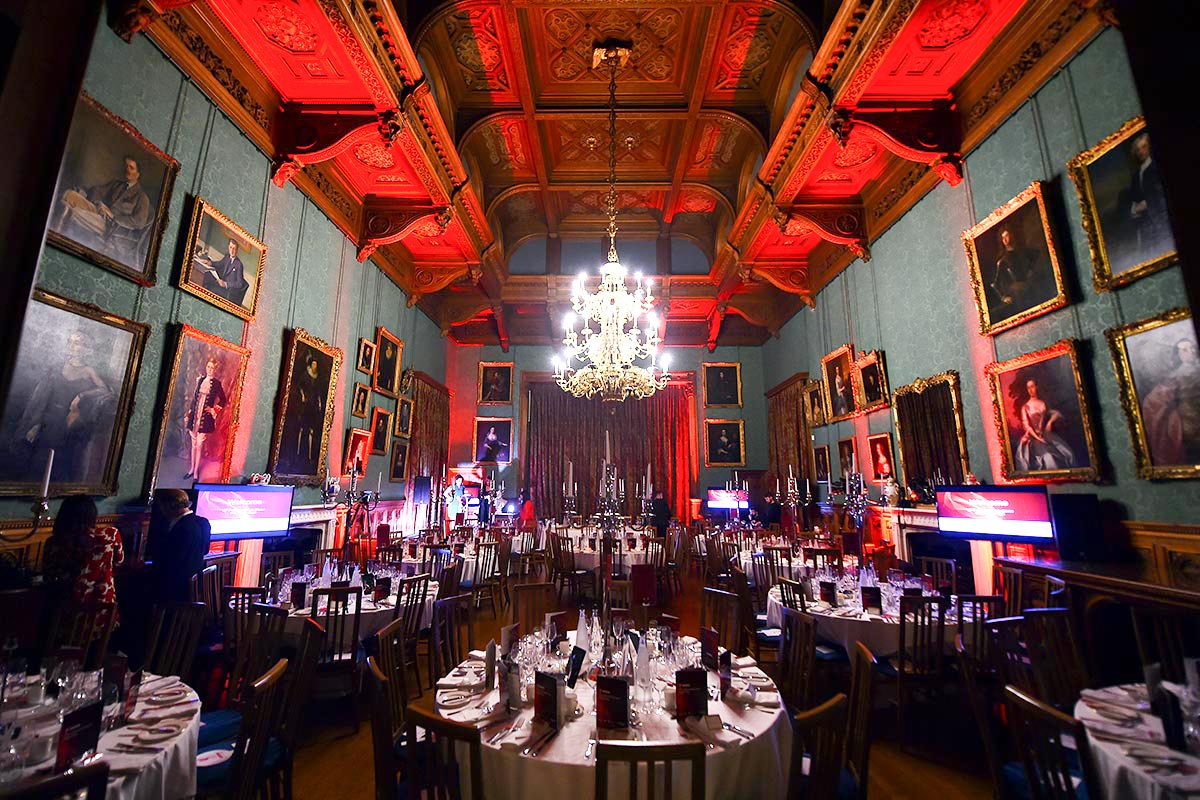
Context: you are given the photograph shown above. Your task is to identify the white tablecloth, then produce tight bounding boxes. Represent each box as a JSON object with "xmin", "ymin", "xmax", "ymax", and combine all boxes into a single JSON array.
[
  {"xmin": 1074, "ymin": 685, "xmax": 1200, "ymax": 799},
  {"xmin": 434, "ymin": 652, "xmax": 791, "ymax": 800},
  {"xmin": 284, "ymin": 584, "xmax": 436, "ymax": 648}
]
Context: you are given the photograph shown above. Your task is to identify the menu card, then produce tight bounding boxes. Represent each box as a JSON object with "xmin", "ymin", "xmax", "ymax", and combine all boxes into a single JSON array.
[
  {"xmin": 700, "ymin": 627, "xmax": 719, "ymax": 671},
  {"xmin": 544, "ymin": 611, "xmax": 569, "ymax": 643},
  {"xmin": 501, "ymin": 623, "xmax": 519, "ymax": 658},
  {"xmin": 861, "ymin": 586, "xmax": 883, "ymax": 615},
  {"xmin": 534, "ymin": 671, "xmax": 564, "ymax": 730},
  {"xmin": 374, "ymin": 577, "xmax": 392, "ymax": 602},
  {"xmin": 719, "ymin": 649, "xmax": 732, "ymax": 699},
  {"xmin": 565, "ymin": 645, "xmax": 587, "ymax": 689},
  {"xmin": 123, "ymin": 670, "xmax": 144, "ymax": 721},
  {"xmin": 902, "ymin": 586, "xmax": 922, "ymax": 598},
  {"xmin": 819, "ymin": 580, "xmax": 838, "ymax": 607},
  {"xmin": 290, "ymin": 580, "xmax": 308, "ymax": 609},
  {"xmin": 55, "ymin": 701, "xmax": 102, "ymax": 771},
  {"xmin": 595, "ymin": 676, "xmax": 630, "ymax": 730},
  {"xmin": 675, "ymin": 668, "xmax": 709, "ymax": 720},
  {"xmin": 484, "ymin": 639, "xmax": 497, "ymax": 689}
]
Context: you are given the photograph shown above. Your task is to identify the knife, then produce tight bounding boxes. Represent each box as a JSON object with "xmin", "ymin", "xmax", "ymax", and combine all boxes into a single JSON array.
[
  {"xmin": 521, "ymin": 726, "xmax": 555, "ymax": 757},
  {"xmin": 722, "ymin": 722, "xmax": 753, "ymax": 739},
  {"xmin": 529, "ymin": 727, "xmax": 561, "ymax": 757}
]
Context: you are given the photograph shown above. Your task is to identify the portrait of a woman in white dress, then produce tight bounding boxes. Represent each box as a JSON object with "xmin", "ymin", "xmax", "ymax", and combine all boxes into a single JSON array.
[{"xmin": 1009, "ymin": 373, "xmax": 1076, "ymax": 472}]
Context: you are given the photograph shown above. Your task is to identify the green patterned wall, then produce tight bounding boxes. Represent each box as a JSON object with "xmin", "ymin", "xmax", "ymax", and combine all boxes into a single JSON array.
[
  {"xmin": 8, "ymin": 24, "xmax": 445, "ymax": 516},
  {"xmin": 762, "ymin": 28, "xmax": 1198, "ymax": 523}
]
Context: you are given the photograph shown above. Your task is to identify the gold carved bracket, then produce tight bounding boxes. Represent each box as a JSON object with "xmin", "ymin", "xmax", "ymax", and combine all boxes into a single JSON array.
[
  {"xmin": 774, "ymin": 201, "xmax": 871, "ymax": 262},
  {"xmin": 271, "ymin": 107, "xmax": 403, "ymax": 188},
  {"xmin": 109, "ymin": 0, "xmax": 198, "ymax": 43},
  {"xmin": 357, "ymin": 198, "xmax": 449, "ymax": 263},
  {"xmin": 826, "ymin": 102, "xmax": 964, "ymax": 187}
]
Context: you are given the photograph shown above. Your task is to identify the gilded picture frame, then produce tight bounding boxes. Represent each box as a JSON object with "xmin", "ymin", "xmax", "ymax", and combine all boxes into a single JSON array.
[
  {"xmin": 179, "ymin": 197, "xmax": 268, "ymax": 322},
  {"xmin": 1106, "ymin": 306, "xmax": 1200, "ymax": 480},
  {"xmin": 866, "ymin": 432, "xmax": 894, "ymax": 482},
  {"xmin": 369, "ymin": 407, "xmax": 392, "ymax": 455},
  {"xmin": 803, "ymin": 380, "xmax": 826, "ymax": 427},
  {"xmin": 343, "ymin": 427, "xmax": 371, "ymax": 477},
  {"xmin": 892, "ymin": 370, "xmax": 971, "ymax": 487},
  {"xmin": 46, "ymin": 92, "xmax": 179, "ymax": 286},
  {"xmin": 1069, "ymin": 116, "xmax": 1177, "ymax": 291},
  {"xmin": 373, "ymin": 326, "xmax": 403, "ymax": 399},
  {"xmin": 0, "ymin": 289, "xmax": 149, "ymax": 496},
  {"xmin": 350, "ymin": 383, "xmax": 370, "ymax": 419},
  {"xmin": 473, "ymin": 417, "xmax": 513, "ymax": 465},
  {"xmin": 394, "ymin": 396, "xmax": 413, "ymax": 438},
  {"xmin": 390, "ymin": 439, "xmax": 410, "ymax": 483},
  {"xmin": 703, "ymin": 419, "xmax": 746, "ymax": 468},
  {"xmin": 851, "ymin": 350, "xmax": 890, "ymax": 414},
  {"xmin": 356, "ymin": 338, "xmax": 376, "ymax": 376},
  {"xmin": 478, "ymin": 362, "xmax": 514, "ymax": 405},
  {"xmin": 146, "ymin": 324, "xmax": 250, "ymax": 495},
  {"xmin": 962, "ymin": 181, "xmax": 1068, "ymax": 336},
  {"xmin": 821, "ymin": 344, "xmax": 858, "ymax": 422},
  {"xmin": 267, "ymin": 328, "xmax": 342, "ymax": 486},
  {"xmin": 702, "ymin": 362, "xmax": 743, "ymax": 408},
  {"xmin": 837, "ymin": 437, "xmax": 858, "ymax": 479},
  {"xmin": 984, "ymin": 339, "xmax": 1100, "ymax": 483},
  {"xmin": 813, "ymin": 445, "xmax": 830, "ymax": 482}
]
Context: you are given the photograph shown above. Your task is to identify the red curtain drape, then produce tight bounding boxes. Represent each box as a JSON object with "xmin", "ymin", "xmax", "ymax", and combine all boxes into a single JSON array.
[{"xmin": 523, "ymin": 379, "xmax": 697, "ymax": 522}]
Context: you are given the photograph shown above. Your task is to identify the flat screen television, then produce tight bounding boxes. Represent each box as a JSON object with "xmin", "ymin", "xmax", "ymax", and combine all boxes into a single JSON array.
[
  {"xmin": 193, "ymin": 483, "xmax": 295, "ymax": 541},
  {"xmin": 935, "ymin": 485, "xmax": 1055, "ymax": 544},
  {"xmin": 707, "ymin": 488, "xmax": 749, "ymax": 510}
]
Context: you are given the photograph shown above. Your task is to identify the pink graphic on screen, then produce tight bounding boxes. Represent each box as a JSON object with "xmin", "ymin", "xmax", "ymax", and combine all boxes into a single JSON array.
[
  {"xmin": 707, "ymin": 489, "xmax": 748, "ymax": 510},
  {"xmin": 936, "ymin": 488, "xmax": 1053, "ymax": 541},
  {"xmin": 195, "ymin": 485, "xmax": 294, "ymax": 537}
]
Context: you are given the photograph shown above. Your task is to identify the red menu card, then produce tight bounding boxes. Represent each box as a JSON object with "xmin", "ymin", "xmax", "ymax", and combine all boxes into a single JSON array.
[
  {"xmin": 675, "ymin": 668, "xmax": 709, "ymax": 720},
  {"xmin": 595, "ymin": 675, "xmax": 630, "ymax": 730}
]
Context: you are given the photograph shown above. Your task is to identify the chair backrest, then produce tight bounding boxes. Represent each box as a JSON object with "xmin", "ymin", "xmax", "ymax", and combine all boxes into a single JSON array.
[
  {"xmin": 51, "ymin": 601, "xmax": 116, "ymax": 670},
  {"xmin": 191, "ymin": 565, "xmax": 221, "ymax": 627},
  {"xmin": 1131, "ymin": 604, "xmax": 1200, "ymax": 683},
  {"xmin": 790, "ymin": 694, "xmax": 849, "ymax": 800},
  {"xmin": 398, "ymin": 573, "xmax": 431, "ymax": 640},
  {"xmin": 845, "ymin": 642, "xmax": 876, "ymax": 799},
  {"xmin": 1046, "ymin": 575, "xmax": 1067, "ymax": 607},
  {"xmin": 512, "ymin": 581, "xmax": 556, "ymax": 630},
  {"xmin": 1003, "ymin": 684, "xmax": 1102, "ymax": 800},
  {"xmin": 595, "ymin": 740, "xmax": 705, "ymax": 800},
  {"xmin": 224, "ymin": 585, "xmax": 268, "ymax": 654},
  {"xmin": 956, "ymin": 594, "xmax": 1003, "ymax": 666},
  {"xmin": 375, "ymin": 616, "xmax": 410, "ymax": 736},
  {"xmin": 1024, "ymin": 608, "xmax": 1089, "ymax": 708},
  {"xmin": 225, "ymin": 603, "xmax": 288, "ymax": 708},
  {"xmin": 0, "ymin": 762, "xmax": 110, "ymax": 800},
  {"xmin": 609, "ymin": 579, "xmax": 633, "ymax": 610},
  {"xmin": 806, "ymin": 546, "xmax": 843, "ymax": 574},
  {"xmin": 259, "ymin": 551, "xmax": 295, "ymax": 588},
  {"xmin": 917, "ymin": 556, "xmax": 956, "ymax": 595},
  {"xmin": 143, "ymin": 602, "xmax": 206, "ymax": 678},
  {"xmin": 474, "ymin": 541, "xmax": 499, "ymax": 583},
  {"xmin": 955, "ymin": 634, "xmax": 1004, "ymax": 791},
  {"xmin": 277, "ymin": 617, "xmax": 325, "ymax": 752},
  {"xmin": 898, "ymin": 595, "xmax": 946, "ymax": 678},
  {"xmin": 994, "ymin": 564, "xmax": 1023, "ymax": 616},
  {"xmin": 778, "ymin": 577, "xmax": 805, "ymax": 613},
  {"xmin": 365, "ymin": 657, "xmax": 401, "ymax": 800},
  {"xmin": 421, "ymin": 545, "xmax": 451, "ymax": 581},
  {"xmin": 311, "ymin": 586, "xmax": 363, "ymax": 663},
  {"xmin": 436, "ymin": 558, "xmax": 463, "ymax": 600},
  {"xmin": 644, "ymin": 537, "xmax": 666, "ymax": 569},
  {"xmin": 699, "ymin": 586, "xmax": 740, "ymax": 653},
  {"xmin": 376, "ymin": 544, "xmax": 405, "ymax": 566},
  {"xmin": 430, "ymin": 594, "xmax": 474, "ymax": 680},
  {"xmin": 988, "ymin": 615, "xmax": 1035, "ymax": 696},
  {"xmin": 778, "ymin": 607, "xmax": 816, "ymax": 710},
  {"xmin": 404, "ymin": 702, "xmax": 484, "ymax": 800},
  {"xmin": 227, "ymin": 658, "xmax": 289, "ymax": 800},
  {"xmin": 205, "ymin": 552, "xmax": 240, "ymax": 597},
  {"xmin": 630, "ymin": 564, "xmax": 656, "ymax": 607}
]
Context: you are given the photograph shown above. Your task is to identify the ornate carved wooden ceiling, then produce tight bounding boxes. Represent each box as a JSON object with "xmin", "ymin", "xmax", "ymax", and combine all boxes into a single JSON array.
[{"xmin": 125, "ymin": 0, "xmax": 1105, "ymax": 349}]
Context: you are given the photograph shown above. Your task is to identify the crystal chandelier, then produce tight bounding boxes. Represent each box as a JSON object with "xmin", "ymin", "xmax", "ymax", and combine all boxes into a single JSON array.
[{"xmin": 553, "ymin": 44, "xmax": 669, "ymax": 403}]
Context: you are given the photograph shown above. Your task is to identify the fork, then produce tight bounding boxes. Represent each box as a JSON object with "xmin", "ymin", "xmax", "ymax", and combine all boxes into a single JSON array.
[
  {"xmin": 722, "ymin": 722, "xmax": 753, "ymax": 739},
  {"xmin": 584, "ymin": 736, "xmax": 596, "ymax": 759}
]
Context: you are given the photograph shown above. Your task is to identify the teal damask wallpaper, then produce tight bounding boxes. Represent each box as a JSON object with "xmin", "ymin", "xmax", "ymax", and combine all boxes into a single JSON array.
[
  {"xmin": 7, "ymin": 24, "xmax": 445, "ymax": 517},
  {"xmin": 762, "ymin": 27, "xmax": 1198, "ymax": 523}
]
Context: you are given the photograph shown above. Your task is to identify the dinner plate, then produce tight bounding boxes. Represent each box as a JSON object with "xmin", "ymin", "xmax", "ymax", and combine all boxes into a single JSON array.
[
  {"xmin": 1125, "ymin": 747, "xmax": 1182, "ymax": 767},
  {"xmin": 437, "ymin": 693, "xmax": 472, "ymax": 710},
  {"xmin": 196, "ymin": 748, "xmax": 233, "ymax": 768},
  {"xmin": 135, "ymin": 724, "xmax": 181, "ymax": 744},
  {"xmin": 144, "ymin": 689, "xmax": 188, "ymax": 705},
  {"xmin": 1090, "ymin": 705, "xmax": 1141, "ymax": 724}
]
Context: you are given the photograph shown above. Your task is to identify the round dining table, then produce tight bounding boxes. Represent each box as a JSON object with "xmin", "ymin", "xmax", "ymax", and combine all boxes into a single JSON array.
[
  {"xmin": 422, "ymin": 639, "xmax": 792, "ymax": 800},
  {"xmin": 1074, "ymin": 683, "xmax": 1200, "ymax": 798},
  {"xmin": 282, "ymin": 582, "xmax": 438, "ymax": 648}
]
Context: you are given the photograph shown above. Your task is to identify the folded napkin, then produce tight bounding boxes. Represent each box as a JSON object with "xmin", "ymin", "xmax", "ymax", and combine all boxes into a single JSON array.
[
  {"xmin": 683, "ymin": 716, "xmax": 742, "ymax": 748},
  {"xmin": 467, "ymin": 650, "xmax": 487, "ymax": 661},
  {"xmin": 435, "ymin": 673, "xmax": 484, "ymax": 691},
  {"xmin": 1081, "ymin": 686, "xmax": 1151, "ymax": 712},
  {"xmin": 725, "ymin": 688, "xmax": 781, "ymax": 708},
  {"xmin": 758, "ymin": 627, "xmax": 782, "ymax": 638},
  {"xmin": 1083, "ymin": 718, "xmax": 1164, "ymax": 744},
  {"xmin": 732, "ymin": 655, "xmax": 756, "ymax": 669},
  {"xmin": 497, "ymin": 718, "xmax": 549, "ymax": 751}
]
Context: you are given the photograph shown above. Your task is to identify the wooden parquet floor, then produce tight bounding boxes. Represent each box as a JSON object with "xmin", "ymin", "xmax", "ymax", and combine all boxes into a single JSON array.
[{"xmin": 291, "ymin": 568, "xmax": 993, "ymax": 799}]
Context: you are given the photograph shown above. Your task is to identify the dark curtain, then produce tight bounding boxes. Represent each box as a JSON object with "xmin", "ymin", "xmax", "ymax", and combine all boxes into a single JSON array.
[
  {"xmin": 523, "ymin": 380, "xmax": 697, "ymax": 522},
  {"xmin": 402, "ymin": 372, "xmax": 449, "ymax": 532},
  {"xmin": 894, "ymin": 375, "xmax": 966, "ymax": 486},
  {"xmin": 767, "ymin": 376, "xmax": 812, "ymax": 490}
]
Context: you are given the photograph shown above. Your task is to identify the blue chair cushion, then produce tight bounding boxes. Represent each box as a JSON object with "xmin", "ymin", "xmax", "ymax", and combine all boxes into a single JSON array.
[
  {"xmin": 1000, "ymin": 760, "xmax": 1089, "ymax": 799},
  {"xmin": 815, "ymin": 642, "xmax": 848, "ymax": 662},
  {"xmin": 196, "ymin": 737, "xmax": 284, "ymax": 789},
  {"xmin": 197, "ymin": 709, "xmax": 241, "ymax": 748},
  {"xmin": 756, "ymin": 629, "xmax": 782, "ymax": 644}
]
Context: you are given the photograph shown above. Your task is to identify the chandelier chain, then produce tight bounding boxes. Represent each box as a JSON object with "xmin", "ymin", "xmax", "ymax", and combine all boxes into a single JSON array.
[{"xmin": 605, "ymin": 51, "xmax": 619, "ymax": 263}]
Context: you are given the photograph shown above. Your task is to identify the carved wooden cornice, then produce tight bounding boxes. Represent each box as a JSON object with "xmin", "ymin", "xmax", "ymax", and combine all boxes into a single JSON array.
[
  {"xmin": 773, "ymin": 201, "xmax": 870, "ymax": 262},
  {"xmin": 271, "ymin": 106, "xmax": 395, "ymax": 187},
  {"xmin": 357, "ymin": 198, "xmax": 450, "ymax": 262},
  {"xmin": 826, "ymin": 102, "xmax": 963, "ymax": 187}
]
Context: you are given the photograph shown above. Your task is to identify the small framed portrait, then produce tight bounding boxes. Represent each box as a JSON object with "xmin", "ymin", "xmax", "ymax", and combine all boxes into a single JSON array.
[
  {"xmin": 369, "ymin": 407, "xmax": 392, "ymax": 455},
  {"xmin": 704, "ymin": 419, "xmax": 746, "ymax": 468},
  {"xmin": 478, "ymin": 362, "xmax": 514, "ymax": 405},
  {"xmin": 351, "ymin": 383, "xmax": 370, "ymax": 419},
  {"xmin": 147, "ymin": 325, "xmax": 250, "ymax": 493},
  {"xmin": 180, "ymin": 197, "xmax": 267, "ymax": 321},
  {"xmin": 1069, "ymin": 117, "xmax": 1177, "ymax": 291},
  {"xmin": 803, "ymin": 381, "xmax": 826, "ymax": 427},
  {"xmin": 0, "ymin": 289, "xmax": 148, "ymax": 496},
  {"xmin": 963, "ymin": 181, "xmax": 1067, "ymax": 336},
  {"xmin": 374, "ymin": 327, "xmax": 403, "ymax": 399},
  {"xmin": 356, "ymin": 338, "xmax": 376, "ymax": 376},
  {"xmin": 985, "ymin": 339, "xmax": 1100, "ymax": 482},
  {"xmin": 821, "ymin": 344, "xmax": 858, "ymax": 422},
  {"xmin": 268, "ymin": 328, "xmax": 343, "ymax": 485},
  {"xmin": 852, "ymin": 351, "xmax": 890, "ymax": 414},
  {"xmin": 837, "ymin": 437, "xmax": 858, "ymax": 478},
  {"xmin": 343, "ymin": 427, "xmax": 371, "ymax": 477},
  {"xmin": 394, "ymin": 396, "xmax": 413, "ymax": 438},
  {"xmin": 473, "ymin": 417, "xmax": 512, "ymax": 464},
  {"xmin": 702, "ymin": 363, "xmax": 742, "ymax": 408},
  {"xmin": 389, "ymin": 439, "xmax": 409, "ymax": 483},
  {"xmin": 813, "ymin": 445, "xmax": 830, "ymax": 482},
  {"xmin": 1106, "ymin": 307, "xmax": 1200, "ymax": 479},
  {"xmin": 866, "ymin": 433, "xmax": 894, "ymax": 482},
  {"xmin": 46, "ymin": 93, "xmax": 178, "ymax": 286}
]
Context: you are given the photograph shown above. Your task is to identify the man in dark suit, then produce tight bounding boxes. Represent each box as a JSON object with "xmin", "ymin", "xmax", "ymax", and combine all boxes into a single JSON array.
[
  {"xmin": 198, "ymin": 238, "xmax": 249, "ymax": 305},
  {"xmin": 149, "ymin": 488, "xmax": 212, "ymax": 604},
  {"xmin": 650, "ymin": 490, "xmax": 672, "ymax": 539},
  {"xmin": 1129, "ymin": 131, "xmax": 1170, "ymax": 259},
  {"xmin": 762, "ymin": 493, "xmax": 782, "ymax": 527}
]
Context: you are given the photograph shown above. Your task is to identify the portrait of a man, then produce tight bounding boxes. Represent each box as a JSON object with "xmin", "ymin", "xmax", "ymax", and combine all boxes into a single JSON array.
[
  {"xmin": 964, "ymin": 182, "xmax": 1066, "ymax": 335},
  {"xmin": 374, "ymin": 327, "xmax": 403, "ymax": 399},
  {"xmin": 395, "ymin": 397, "xmax": 413, "ymax": 437},
  {"xmin": 356, "ymin": 339, "xmax": 376, "ymax": 375},
  {"xmin": 837, "ymin": 438, "xmax": 858, "ymax": 479},
  {"xmin": 351, "ymin": 383, "xmax": 370, "ymax": 419},
  {"xmin": 814, "ymin": 445, "xmax": 830, "ymax": 482},
  {"xmin": 47, "ymin": 94, "xmax": 178, "ymax": 285},
  {"xmin": 180, "ymin": 198, "xmax": 267, "ymax": 321},
  {"xmin": 1070, "ymin": 118, "xmax": 1178, "ymax": 290},
  {"xmin": 852, "ymin": 351, "xmax": 889, "ymax": 413},
  {"xmin": 390, "ymin": 440, "xmax": 409, "ymax": 483},
  {"xmin": 370, "ymin": 407, "xmax": 392, "ymax": 455},
  {"xmin": 148, "ymin": 326, "xmax": 249, "ymax": 493},
  {"xmin": 474, "ymin": 418, "xmax": 512, "ymax": 464},
  {"xmin": 270, "ymin": 329, "xmax": 342, "ymax": 484},
  {"xmin": 1108, "ymin": 309, "xmax": 1200, "ymax": 479},
  {"xmin": 478, "ymin": 363, "xmax": 513, "ymax": 405},
  {"xmin": 0, "ymin": 290, "xmax": 148, "ymax": 495},
  {"xmin": 703, "ymin": 363, "xmax": 742, "ymax": 407},
  {"xmin": 704, "ymin": 420, "xmax": 745, "ymax": 467}
]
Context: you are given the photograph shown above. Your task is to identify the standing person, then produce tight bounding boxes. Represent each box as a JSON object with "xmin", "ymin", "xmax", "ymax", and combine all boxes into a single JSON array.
[
  {"xmin": 477, "ymin": 476, "xmax": 492, "ymax": 527},
  {"xmin": 517, "ymin": 489, "xmax": 536, "ymax": 531},
  {"xmin": 447, "ymin": 474, "xmax": 466, "ymax": 530},
  {"xmin": 650, "ymin": 490, "xmax": 672, "ymax": 539},
  {"xmin": 183, "ymin": 356, "xmax": 226, "ymax": 480},
  {"xmin": 42, "ymin": 494, "xmax": 125, "ymax": 612},
  {"xmin": 762, "ymin": 493, "xmax": 782, "ymax": 527},
  {"xmin": 148, "ymin": 489, "xmax": 212, "ymax": 604}
]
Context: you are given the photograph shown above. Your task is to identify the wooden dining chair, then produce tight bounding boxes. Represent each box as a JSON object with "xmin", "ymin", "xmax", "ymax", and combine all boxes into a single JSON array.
[
  {"xmin": 844, "ymin": 642, "xmax": 877, "ymax": 800},
  {"xmin": 366, "ymin": 657, "xmax": 404, "ymax": 800},
  {"xmin": 433, "ymin": 558, "xmax": 461, "ymax": 601},
  {"xmin": 404, "ymin": 703, "xmax": 484, "ymax": 800},
  {"xmin": 463, "ymin": 540, "xmax": 501, "ymax": 617},
  {"xmin": 555, "ymin": 535, "xmax": 596, "ymax": 605},
  {"xmin": 511, "ymin": 582, "xmax": 556, "ymax": 637},
  {"xmin": 918, "ymin": 556, "xmax": 957, "ymax": 595},
  {"xmin": 994, "ymin": 564, "xmax": 1024, "ymax": 616},
  {"xmin": 1046, "ymin": 575, "xmax": 1067, "ymax": 607},
  {"xmin": 429, "ymin": 594, "xmax": 474, "ymax": 682},
  {"xmin": 203, "ymin": 657, "xmax": 290, "ymax": 800},
  {"xmin": 778, "ymin": 577, "xmax": 806, "ymax": 613},
  {"xmin": 956, "ymin": 635, "xmax": 1006, "ymax": 799},
  {"xmin": 789, "ymin": 694, "xmax": 849, "ymax": 799},
  {"xmin": 778, "ymin": 607, "xmax": 817, "ymax": 712},
  {"xmin": 205, "ymin": 552, "xmax": 240, "ymax": 601},
  {"xmin": 311, "ymin": 586, "xmax": 364, "ymax": 731},
  {"xmin": 224, "ymin": 603, "xmax": 288, "ymax": 710},
  {"xmin": 143, "ymin": 602, "xmax": 206, "ymax": 679},
  {"xmin": 1023, "ymin": 608, "xmax": 1089, "ymax": 710},
  {"xmin": 805, "ymin": 546, "xmax": 843, "ymax": 574},
  {"xmin": 267, "ymin": 617, "xmax": 326, "ymax": 800},
  {"xmin": 375, "ymin": 617, "xmax": 411, "ymax": 741},
  {"xmin": 956, "ymin": 594, "xmax": 1004, "ymax": 667},
  {"xmin": 594, "ymin": 740, "xmax": 706, "ymax": 800},
  {"xmin": 419, "ymin": 545, "xmax": 451, "ymax": 583},
  {"xmin": 191, "ymin": 565, "xmax": 222, "ymax": 628},
  {"xmin": 377, "ymin": 544, "xmax": 405, "ymax": 567},
  {"xmin": 1130, "ymin": 604, "xmax": 1200, "ymax": 683},
  {"xmin": 395, "ymin": 573, "xmax": 431, "ymax": 692},
  {"xmin": 1002, "ymin": 684, "xmax": 1101, "ymax": 800},
  {"xmin": 889, "ymin": 594, "xmax": 947, "ymax": 748},
  {"xmin": 259, "ymin": 551, "xmax": 294, "ymax": 586},
  {"xmin": 50, "ymin": 601, "xmax": 116, "ymax": 670},
  {"xmin": 223, "ymin": 586, "xmax": 268, "ymax": 663},
  {"xmin": 0, "ymin": 762, "xmax": 110, "ymax": 800},
  {"xmin": 988, "ymin": 615, "xmax": 1036, "ymax": 697},
  {"xmin": 699, "ymin": 586, "xmax": 741, "ymax": 654}
]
